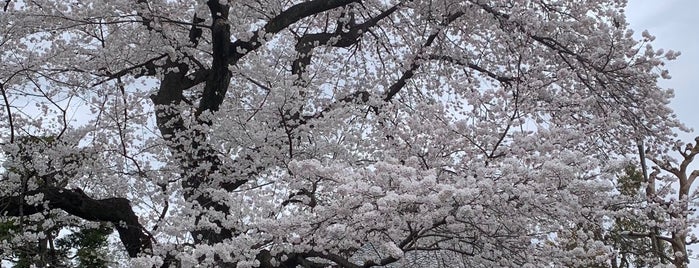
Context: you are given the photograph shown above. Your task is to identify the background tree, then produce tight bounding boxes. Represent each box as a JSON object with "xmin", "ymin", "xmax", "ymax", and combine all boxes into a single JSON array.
[
  {"xmin": 608, "ymin": 166, "xmax": 665, "ymax": 267},
  {"xmin": 54, "ymin": 223, "xmax": 114, "ymax": 268},
  {"xmin": 630, "ymin": 138, "xmax": 699, "ymax": 268},
  {"xmin": 567, "ymin": 140, "xmax": 699, "ymax": 268},
  {"xmin": 0, "ymin": 0, "xmax": 689, "ymax": 267}
]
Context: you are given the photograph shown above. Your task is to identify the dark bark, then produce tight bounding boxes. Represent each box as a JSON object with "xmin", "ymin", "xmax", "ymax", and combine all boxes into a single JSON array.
[
  {"xmin": 0, "ymin": 186, "xmax": 151, "ymax": 258},
  {"xmin": 227, "ymin": 0, "xmax": 359, "ymax": 66},
  {"xmin": 150, "ymin": 62, "xmax": 189, "ymax": 142},
  {"xmin": 291, "ymin": 3, "xmax": 400, "ymax": 79},
  {"xmin": 196, "ymin": 1, "xmax": 233, "ymax": 118}
]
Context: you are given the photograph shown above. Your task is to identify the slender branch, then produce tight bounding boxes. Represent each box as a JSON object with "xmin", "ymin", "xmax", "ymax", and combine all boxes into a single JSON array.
[
  {"xmin": 384, "ymin": 11, "xmax": 464, "ymax": 101},
  {"xmin": 0, "ymin": 83, "xmax": 14, "ymax": 143},
  {"xmin": 426, "ymin": 54, "xmax": 520, "ymax": 85},
  {"xmin": 91, "ymin": 54, "xmax": 168, "ymax": 87}
]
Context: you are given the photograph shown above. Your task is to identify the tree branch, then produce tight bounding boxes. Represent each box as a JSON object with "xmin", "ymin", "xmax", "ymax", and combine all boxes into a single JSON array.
[
  {"xmin": 197, "ymin": 0, "xmax": 359, "ymax": 116},
  {"xmin": 91, "ymin": 54, "xmax": 167, "ymax": 87},
  {"xmin": 228, "ymin": 0, "xmax": 360, "ymax": 66},
  {"xmin": 0, "ymin": 186, "xmax": 152, "ymax": 258},
  {"xmin": 292, "ymin": 3, "xmax": 402, "ymax": 78},
  {"xmin": 383, "ymin": 11, "xmax": 464, "ymax": 101},
  {"xmin": 426, "ymin": 54, "xmax": 520, "ymax": 86},
  {"xmin": 196, "ymin": 1, "xmax": 232, "ymax": 117}
]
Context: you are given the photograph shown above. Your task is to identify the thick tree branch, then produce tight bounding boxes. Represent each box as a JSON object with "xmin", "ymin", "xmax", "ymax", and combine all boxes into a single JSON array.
[
  {"xmin": 228, "ymin": 0, "xmax": 360, "ymax": 66},
  {"xmin": 197, "ymin": 0, "xmax": 358, "ymax": 116},
  {"xmin": 150, "ymin": 62, "xmax": 190, "ymax": 145},
  {"xmin": 0, "ymin": 186, "xmax": 152, "ymax": 258},
  {"xmin": 196, "ymin": 1, "xmax": 232, "ymax": 117},
  {"xmin": 292, "ymin": 3, "xmax": 401, "ymax": 77}
]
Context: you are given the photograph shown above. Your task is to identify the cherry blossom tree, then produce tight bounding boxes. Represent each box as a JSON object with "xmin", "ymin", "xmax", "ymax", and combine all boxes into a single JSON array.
[{"xmin": 0, "ymin": 0, "xmax": 688, "ymax": 267}]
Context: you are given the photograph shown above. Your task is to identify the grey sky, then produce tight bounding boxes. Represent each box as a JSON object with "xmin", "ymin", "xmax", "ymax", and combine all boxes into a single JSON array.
[{"xmin": 626, "ymin": 0, "xmax": 699, "ymax": 139}]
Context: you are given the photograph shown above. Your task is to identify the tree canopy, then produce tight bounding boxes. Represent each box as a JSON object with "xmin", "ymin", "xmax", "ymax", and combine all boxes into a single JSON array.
[{"xmin": 0, "ymin": 0, "xmax": 694, "ymax": 267}]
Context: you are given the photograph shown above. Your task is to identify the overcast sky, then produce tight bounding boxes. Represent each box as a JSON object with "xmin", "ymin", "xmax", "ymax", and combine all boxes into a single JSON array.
[
  {"xmin": 626, "ymin": 1, "xmax": 699, "ymax": 265},
  {"xmin": 626, "ymin": 0, "xmax": 699, "ymax": 140}
]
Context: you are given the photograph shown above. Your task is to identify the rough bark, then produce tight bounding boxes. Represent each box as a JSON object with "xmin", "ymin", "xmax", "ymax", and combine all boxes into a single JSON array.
[{"xmin": 0, "ymin": 186, "xmax": 151, "ymax": 258}]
